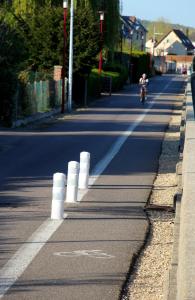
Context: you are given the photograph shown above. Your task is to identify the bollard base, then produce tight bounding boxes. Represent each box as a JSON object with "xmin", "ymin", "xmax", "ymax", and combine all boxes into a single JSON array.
[{"xmin": 51, "ymin": 200, "xmax": 64, "ymax": 220}]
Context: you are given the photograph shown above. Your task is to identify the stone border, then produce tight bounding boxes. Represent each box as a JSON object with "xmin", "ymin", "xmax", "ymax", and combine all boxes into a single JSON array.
[
  {"xmin": 165, "ymin": 92, "xmax": 186, "ymax": 300},
  {"xmin": 176, "ymin": 81, "xmax": 195, "ymax": 300},
  {"xmin": 12, "ymin": 108, "xmax": 61, "ymax": 128}
]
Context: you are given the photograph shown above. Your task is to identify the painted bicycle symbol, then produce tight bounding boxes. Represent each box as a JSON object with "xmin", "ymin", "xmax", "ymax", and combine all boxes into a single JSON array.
[{"xmin": 53, "ymin": 249, "xmax": 115, "ymax": 259}]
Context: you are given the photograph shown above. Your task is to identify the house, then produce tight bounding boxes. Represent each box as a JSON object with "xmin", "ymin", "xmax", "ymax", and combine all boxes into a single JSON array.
[
  {"xmin": 121, "ymin": 16, "xmax": 147, "ymax": 51},
  {"xmin": 148, "ymin": 29, "xmax": 195, "ymax": 73},
  {"xmin": 145, "ymin": 38, "xmax": 158, "ymax": 55},
  {"xmin": 154, "ymin": 29, "xmax": 194, "ymax": 56}
]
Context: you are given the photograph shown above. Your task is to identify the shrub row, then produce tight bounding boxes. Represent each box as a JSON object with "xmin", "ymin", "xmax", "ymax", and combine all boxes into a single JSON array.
[{"xmin": 87, "ymin": 64, "xmax": 128, "ymax": 101}]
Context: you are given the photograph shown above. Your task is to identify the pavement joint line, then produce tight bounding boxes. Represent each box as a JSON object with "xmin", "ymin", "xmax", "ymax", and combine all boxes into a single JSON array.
[{"xmin": 0, "ymin": 78, "xmax": 174, "ymax": 298}]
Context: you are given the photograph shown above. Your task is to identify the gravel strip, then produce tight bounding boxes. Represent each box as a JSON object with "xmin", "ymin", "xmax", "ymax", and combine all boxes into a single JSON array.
[{"xmin": 127, "ymin": 102, "xmax": 182, "ymax": 300}]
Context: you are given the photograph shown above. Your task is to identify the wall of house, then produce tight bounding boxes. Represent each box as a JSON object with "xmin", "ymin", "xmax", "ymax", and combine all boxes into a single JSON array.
[
  {"xmin": 166, "ymin": 55, "xmax": 193, "ymax": 73},
  {"xmin": 131, "ymin": 29, "xmax": 146, "ymax": 51},
  {"xmin": 155, "ymin": 31, "xmax": 187, "ymax": 56}
]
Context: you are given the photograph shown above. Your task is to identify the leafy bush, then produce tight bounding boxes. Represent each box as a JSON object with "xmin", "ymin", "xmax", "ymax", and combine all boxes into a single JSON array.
[
  {"xmin": 87, "ymin": 67, "xmax": 127, "ymax": 102},
  {"xmin": 131, "ymin": 52, "xmax": 151, "ymax": 82},
  {"xmin": 0, "ymin": 14, "xmax": 25, "ymax": 126},
  {"xmin": 87, "ymin": 71, "xmax": 101, "ymax": 100},
  {"xmin": 113, "ymin": 51, "xmax": 152, "ymax": 83},
  {"xmin": 18, "ymin": 70, "xmax": 53, "ymax": 84},
  {"xmin": 103, "ymin": 62, "xmax": 128, "ymax": 85}
]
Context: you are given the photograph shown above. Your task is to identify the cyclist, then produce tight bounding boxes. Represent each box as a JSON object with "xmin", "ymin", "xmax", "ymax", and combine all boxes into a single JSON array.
[{"xmin": 139, "ymin": 73, "xmax": 149, "ymax": 103}]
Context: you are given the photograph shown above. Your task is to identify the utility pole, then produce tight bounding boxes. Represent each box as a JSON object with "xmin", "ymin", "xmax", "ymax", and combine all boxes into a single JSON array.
[{"xmin": 152, "ymin": 26, "xmax": 163, "ymax": 68}]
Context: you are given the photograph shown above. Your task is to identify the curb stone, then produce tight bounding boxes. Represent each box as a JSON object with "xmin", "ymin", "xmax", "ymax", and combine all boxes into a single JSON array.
[
  {"xmin": 12, "ymin": 108, "xmax": 61, "ymax": 128},
  {"xmin": 166, "ymin": 91, "xmax": 186, "ymax": 300}
]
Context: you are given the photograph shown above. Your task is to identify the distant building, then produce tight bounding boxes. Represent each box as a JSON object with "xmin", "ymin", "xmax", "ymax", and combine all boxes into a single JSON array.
[
  {"xmin": 145, "ymin": 38, "xmax": 158, "ymax": 55},
  {"xmin": 146, "ymin": 29, "xmax": 195, "ymax": 73},
  {"xmin": 120, "ymin": 16, "xmax": 147, "ymax": 51},
  {"xmin": 192, "ymin": 42, "xmax": 195, "ymax": 53},
  {"xmin": 154, "ymin": 29, "xmax": 194, "ymax": 56}
]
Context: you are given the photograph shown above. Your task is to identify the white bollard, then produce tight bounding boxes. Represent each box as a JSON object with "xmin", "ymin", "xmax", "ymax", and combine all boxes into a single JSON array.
[
  {"xmin": 51, "ymin": 173, "xmax": 66, "ymax": 220},
  {"xmin": 66, "ymin": 161, "xmax": 80, "ymax": 203},
  {"xmin": 78, "ymin": 151, "xmax": 90, "ymax": 190}
]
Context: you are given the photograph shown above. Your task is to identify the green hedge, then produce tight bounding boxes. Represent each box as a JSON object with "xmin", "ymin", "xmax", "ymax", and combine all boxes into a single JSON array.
[
  {"xmin": 114, "ymin": 51, "xmax": 152, "ymax": 83},
  {"xmin": 131, "ymin": 51, "xmax": 151, "ymax": 83},
  {"xmin": 88, "ymin": 66, "xmax": 128, "ymax": 100}
]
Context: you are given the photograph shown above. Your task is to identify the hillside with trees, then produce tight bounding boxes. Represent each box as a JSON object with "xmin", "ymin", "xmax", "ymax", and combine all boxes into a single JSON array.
[{"xmin": 142, "ymin": 18, "xmax": 195, "ymax": 42}]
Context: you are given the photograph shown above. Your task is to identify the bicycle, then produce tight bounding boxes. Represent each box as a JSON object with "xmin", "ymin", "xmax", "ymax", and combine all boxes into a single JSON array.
[{"xmin": 140, "ymin": 85, "xmax": 146, "ymax": 104}]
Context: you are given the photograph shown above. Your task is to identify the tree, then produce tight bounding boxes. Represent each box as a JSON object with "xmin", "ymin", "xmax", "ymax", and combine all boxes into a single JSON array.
[
  {"xmin": 146, "ymin": 18, "xmax": 172, "ymax": 41},
  {"xmin": 4, "ymin": 0, "xmax": 120, "ymax": 72},
  {"xmin": 0, "ymin": 10, "xmax": 25, "ymax": 125},
  {"xmin": 72, "ymin": 5, "xmax": 100, "ymax": 76},
  {"xmin": 12, "ymin": 3, "xmax": 100, "ymax": 76},
  {"xmin": 74, "ymin": 0, "xmax": 120, "ymax": 58},
  {"xmin": 13, "ymin": 5, "xmax": 63, "ymax": 71}
]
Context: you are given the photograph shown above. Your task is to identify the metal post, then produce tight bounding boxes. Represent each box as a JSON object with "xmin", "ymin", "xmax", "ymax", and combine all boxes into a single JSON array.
[
  {"xmin": 61, "ymin": 0, "xmax": 68, "ymax": 113},
  {"xmin": 141, "ymin": 32, "xmax": 144, "ymax": 51},
  {"xmin": 129, "ymin": 30, "xmax": 133, "ymax": 84},
  {"xmin": 98, "ymin": 11, "xmax": 104, "ymax": 75},
  {"xmin": 120, "ymin": 26, "xmax": 123, "ymax": 64},
  {"xmin": 68, "ymin": 0, "xmax": 74, "ymax": 113},
  {"xmin": 84, "ymin": 78, "xmax": 88, "ymax": 107}
]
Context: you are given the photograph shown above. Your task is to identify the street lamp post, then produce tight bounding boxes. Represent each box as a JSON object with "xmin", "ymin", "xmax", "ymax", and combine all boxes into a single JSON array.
[
  {"xmin": 120, "ymin": 24, "xmax": 124, "ymax": 64},
  {"xmin": 98, "ymin": 11, "xmax": 104, "ymax": 74},
  {"xmin": 61, "ymin": 0, "xmax": 68, "ymax": 113},
  {"xmin": 129, "ymin": 29, "xmax": 133, "ymax": 84},
  {"xmin": 151, "ymin": 26, "xmax": 163, "ymax": 71},
  {"xmin": 67, "ymin": 0, "xmax": 74, "ymax": 113},
  {"xmin": 141, "ymin": 32, "xmax": 144, "ymax": 51}
]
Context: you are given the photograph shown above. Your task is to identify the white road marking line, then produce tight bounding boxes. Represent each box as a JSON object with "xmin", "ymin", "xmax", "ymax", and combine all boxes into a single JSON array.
[
  {"xmin": 78, "ymin": 80, "xmax": 172, "ymax": 201},
  {"xmin": 0, "ymin": 79, "xmax": 173, "ymax": 298},
  {"xmin": 0, "ymin": 217, "xmax": 66, "ymax": 298}
]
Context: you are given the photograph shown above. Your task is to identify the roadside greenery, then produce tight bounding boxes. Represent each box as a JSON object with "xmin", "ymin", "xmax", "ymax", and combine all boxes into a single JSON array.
[
  {"xmin": 130, "ymin": 51, "xmax": 151, "ymax": 82},
  {"xmin": 88, "ymin": 66, "xmax": 128, "ymax": 100},
  {"xmin": 1, "ymin": 0, "xmax": 148, "ymax": 126},
  {"xmin": 0, "ymin": 9, "xmax": 26, "ymax": 125}
]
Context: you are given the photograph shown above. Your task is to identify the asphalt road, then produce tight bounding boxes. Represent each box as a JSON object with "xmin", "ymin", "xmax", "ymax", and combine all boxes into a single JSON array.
[{"xmin": 0, "ymin": 75, "xmax": 185, "ymax": 300}]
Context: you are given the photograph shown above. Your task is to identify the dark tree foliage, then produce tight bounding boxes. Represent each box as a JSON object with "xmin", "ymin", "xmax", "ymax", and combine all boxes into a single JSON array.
[
  {"xmin": 72, "ymin": 5, "xmax": 100, "ymax": 76},
  {"xmin": 13, "ymin": 5, "xmax": 63, "ymax": 71},
  {"xmin": 0, "ymin": 13, "xmax": 25, "ymax": 125},
  {"xmin": 87, "ymin": 0, "xmax": 120, "ymax": 54},
  {"xmin": 13, "ymin": 3, "xmax": 99, "ymax": 76}
]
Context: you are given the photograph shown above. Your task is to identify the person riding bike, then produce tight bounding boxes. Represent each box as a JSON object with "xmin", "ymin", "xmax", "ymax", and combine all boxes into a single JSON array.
[{"xmin": 139, "ymin": 73, "xmax": 149, "ymax": 103}]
